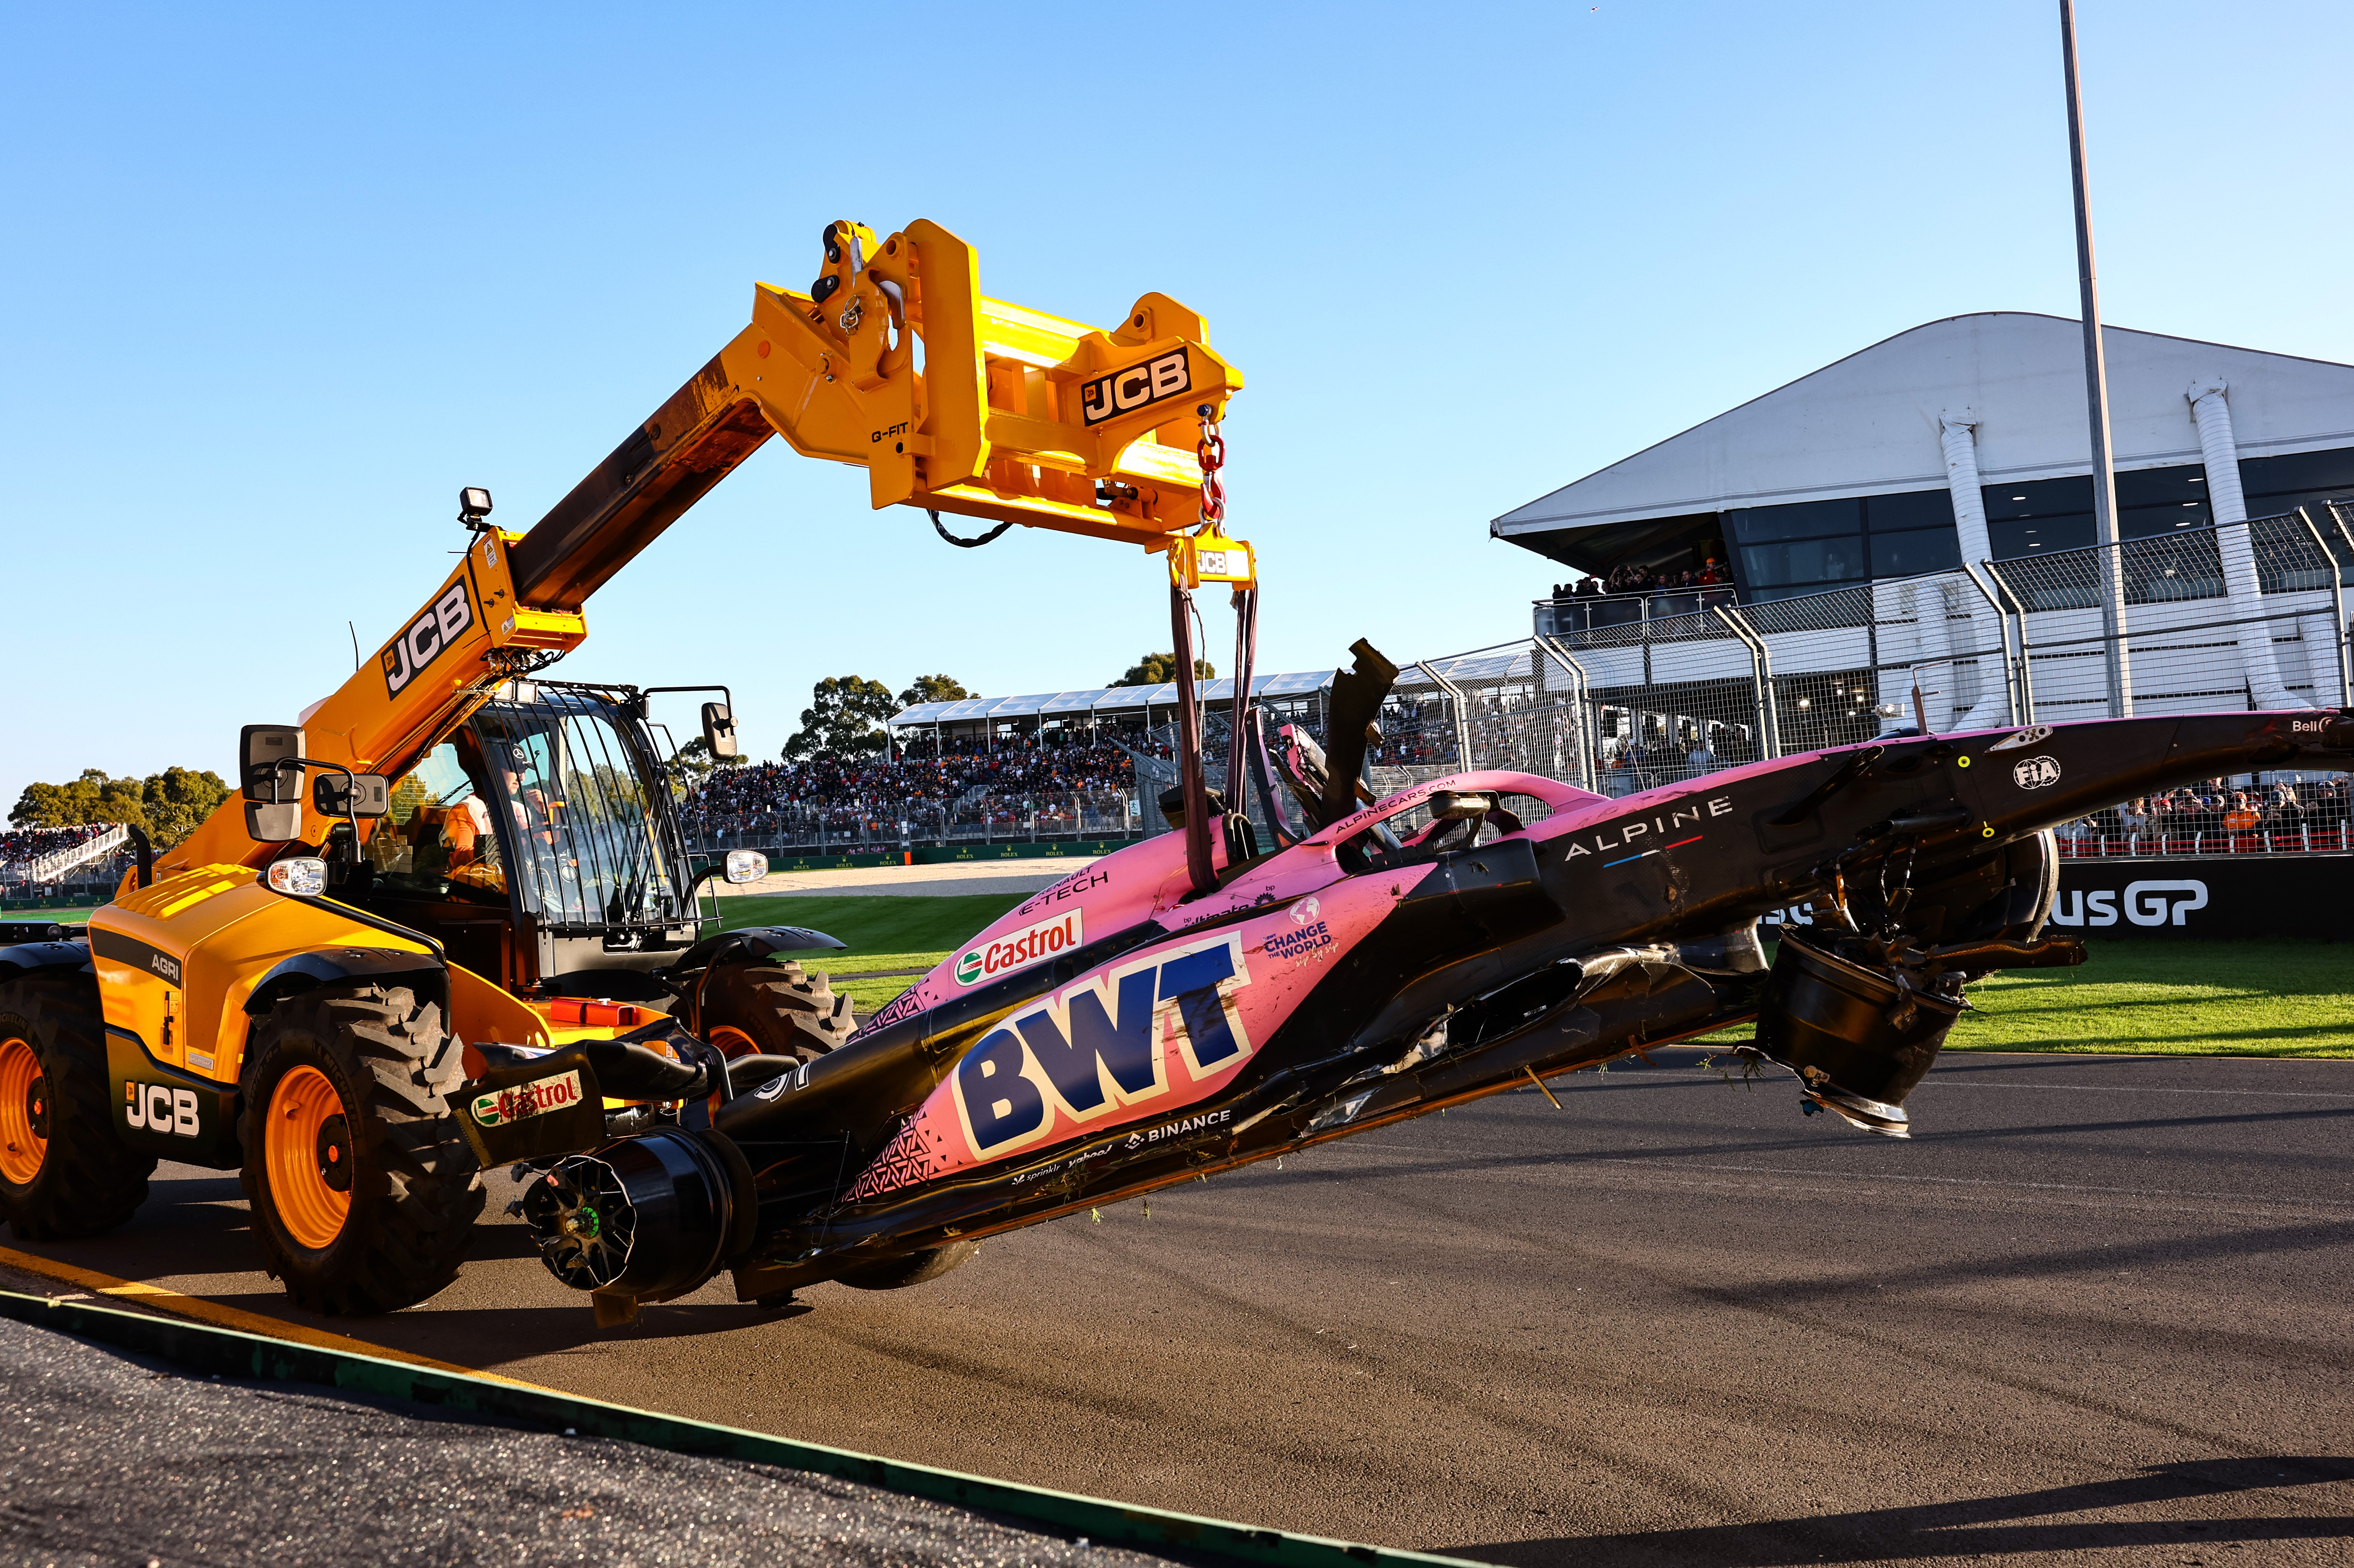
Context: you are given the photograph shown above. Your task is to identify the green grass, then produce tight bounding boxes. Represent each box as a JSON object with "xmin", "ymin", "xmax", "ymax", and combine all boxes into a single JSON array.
[
  {"xmin": 713, "ymin": 892, "xmax": 1026, "ymax": 1014},
  {"xmin": 1698, "ymin": 939, "xmax": 2354, "ymax": 1059}
]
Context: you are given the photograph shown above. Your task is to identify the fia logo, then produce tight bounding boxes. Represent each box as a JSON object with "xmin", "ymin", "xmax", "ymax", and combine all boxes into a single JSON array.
[
  {"xmin": 1078, "ymin": 349, "xmax": 1190, "ymax": 427},
  {"xmin": 952, "ymin": 933, "xmax": 1253, "ymax": 1160},
  {"xmin": 381, "ymin": 582, "xmax": 474, "ymax": 699},
  {"xmin": 2011, "ymin": 755, "xmax": 2062, "ymax": 789}
]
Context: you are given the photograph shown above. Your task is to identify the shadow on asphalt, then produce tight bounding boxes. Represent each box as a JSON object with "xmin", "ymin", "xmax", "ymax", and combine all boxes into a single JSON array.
[{"xmin": 1460, "ymin": 1456, "xmax": 2354, "ymax": 1566}]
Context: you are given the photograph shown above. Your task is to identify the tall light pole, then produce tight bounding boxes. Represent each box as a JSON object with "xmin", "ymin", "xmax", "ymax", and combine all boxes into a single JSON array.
[{"xmin": 2060, "ymin": 0, "xmax": 2132, "ymax": 716}]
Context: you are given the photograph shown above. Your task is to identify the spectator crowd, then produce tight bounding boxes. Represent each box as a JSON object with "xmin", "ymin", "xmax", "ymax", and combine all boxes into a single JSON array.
[
  {"xmin": 1551, "ymin": 558, "xmax": 1731, "ymax": 601},
  {"xmin": 2057, "ymin": 777, "xmax": 2352, "ymax": 854},
  {"xmin": 0, "ymin": 822, "xmax": 116, "ymax": 870},
  {"xmin": 679, "ymin": 733, "xmax": 1142, "ymax": 841}
]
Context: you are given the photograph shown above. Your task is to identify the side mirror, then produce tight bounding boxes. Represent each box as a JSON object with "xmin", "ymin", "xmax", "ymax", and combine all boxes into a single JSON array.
[
  {"xmin": 701, "ymin": 702, "xmax": 739, "ymax": 760},
  {"xmin": 246, "ymin": 801, "xmax": 303, "ymax": 842},
  {"xmin": 313, "ymin": 773, "xmax": 391, "ymax": 818},
  {"xmin": 240, "ymin": 725, "xmax": 306, "ymax": 802},
  {"xmin": 723, "ymin": 850, "xmax": 768, "ymax": 884}
]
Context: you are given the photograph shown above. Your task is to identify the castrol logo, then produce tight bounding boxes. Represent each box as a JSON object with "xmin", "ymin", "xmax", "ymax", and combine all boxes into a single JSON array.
[
  {"xmin": 470, "ymin": 1069, "xmax": 583, "ymax": 1128},
  {"xmin": 955, "ymin": 910, "xmax": 1083, "ymax": 987}
]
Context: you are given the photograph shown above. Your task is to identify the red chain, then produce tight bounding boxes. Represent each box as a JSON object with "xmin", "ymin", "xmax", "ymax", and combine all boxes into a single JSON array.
[{"xmin": 1195, "ymin": 403, "xmax": 1227, "ymax": 527}]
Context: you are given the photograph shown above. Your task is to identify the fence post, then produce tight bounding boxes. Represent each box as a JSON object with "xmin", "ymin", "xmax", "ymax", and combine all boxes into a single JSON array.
[
  {"xmin": 2299, "ymin": 506, "xmax": 2352, "ymax": 708},
  {"xmin": 1711, "ymin": 604, "xmax": 1778, "ymax": 759},
  {"xmin": 1533, "ymin": 634, "xmax": 1598, "ymax": 792},
  {"xmin": 1414, "ymin": 660, "xmax": 1473, "ymax": 772},
  {"xmin": 1980, "ymin": 560, "xmax": 2037, "ymax": 723},
  {"xmin": 1960, "ymin": 562, "xmax": 2022, "ymax": 727}
]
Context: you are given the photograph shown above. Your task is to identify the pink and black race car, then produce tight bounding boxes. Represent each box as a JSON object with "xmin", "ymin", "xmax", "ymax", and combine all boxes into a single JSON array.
[{"xmin": 487, "ymin": 643, "xmax": 2354, "ymax": 1318}]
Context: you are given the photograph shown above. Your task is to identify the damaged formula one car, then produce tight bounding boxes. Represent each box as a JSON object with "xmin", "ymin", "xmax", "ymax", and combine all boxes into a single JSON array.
[{"xmin": 471, "ymin": 640, "xmax": 2354, "ymax": 1324}]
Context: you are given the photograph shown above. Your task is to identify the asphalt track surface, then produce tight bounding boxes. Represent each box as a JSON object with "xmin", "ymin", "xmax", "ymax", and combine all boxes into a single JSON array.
[
  {"xmin": 5, "ymin": 1045, "xmax": 2350, "ymax": 1566},
  {"xmin": 0, "ymin": 1315, "xmax": 1195, "ymax": 1567}
]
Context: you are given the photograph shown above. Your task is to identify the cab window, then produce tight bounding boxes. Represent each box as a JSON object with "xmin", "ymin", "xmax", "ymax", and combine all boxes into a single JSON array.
[{"xmin": 368, "ymin": 742, "xmax": 507, "ymax": 904}]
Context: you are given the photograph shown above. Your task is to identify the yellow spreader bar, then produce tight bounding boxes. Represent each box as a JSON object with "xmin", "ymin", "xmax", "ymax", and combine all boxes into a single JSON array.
[{"xmin": 0, "ymin": 1243, "xmax": 551, "ymax": 1392}]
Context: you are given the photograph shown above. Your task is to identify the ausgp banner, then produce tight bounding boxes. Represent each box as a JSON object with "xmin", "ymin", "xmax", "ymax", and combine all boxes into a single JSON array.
[
  {"xmin": 2047, "ymin": 856, "xmax": 2352, "ymax": 941},
  {"xmin": 1766, "ymin": 856, "xmax": 2351, "ymax": 941}
]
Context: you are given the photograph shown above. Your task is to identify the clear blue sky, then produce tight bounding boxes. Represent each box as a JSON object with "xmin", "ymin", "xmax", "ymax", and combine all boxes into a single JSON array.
[{"xmin": 5, "ymin": 1, "xmax": 2349, "ymax": 808}]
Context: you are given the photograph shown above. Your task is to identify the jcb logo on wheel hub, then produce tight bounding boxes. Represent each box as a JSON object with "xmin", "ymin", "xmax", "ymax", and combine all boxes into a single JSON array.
[{"xmin": 124, "ymin": 1081, "xmax": 199, "ymax": 1137}]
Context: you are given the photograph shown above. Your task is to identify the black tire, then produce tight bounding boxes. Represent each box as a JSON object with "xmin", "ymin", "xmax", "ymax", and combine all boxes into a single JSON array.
[
  {"xmin": 699, "ymin": 961, "xmax": 854, "ymax": 1064},
  {"xmin": 0, "ymin": 972, "xmax": 154, "ymax": 1240},
  {"xmin": 237, "ymin": 983, "xmax": 483, "ymax": 1315},
  {"xmin": 835, "ymin": 1239, "xmax": 979, "ymax": 1291}
]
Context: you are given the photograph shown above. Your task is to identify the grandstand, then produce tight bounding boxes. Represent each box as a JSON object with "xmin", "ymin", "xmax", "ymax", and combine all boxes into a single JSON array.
[{"xmin": 0, "ymin": 823, "xmax": 130, "ymax": 906}]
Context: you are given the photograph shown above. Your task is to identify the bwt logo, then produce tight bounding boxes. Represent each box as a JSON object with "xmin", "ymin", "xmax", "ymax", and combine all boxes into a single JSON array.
[
  {"xmin": 381, "ymin": 582, "xmax": 473, "ymax": 698},
  {"xmin": 2049, "ymin": 879, "xmax": 2209, "ymax": 928},
  {"xmin": 952, "ymin": 933, "xmax": 1253, "ymax": 1160},
  {"xmin": 125, "ymin": 1081, "xmax": 199, "ymax": 1138}
]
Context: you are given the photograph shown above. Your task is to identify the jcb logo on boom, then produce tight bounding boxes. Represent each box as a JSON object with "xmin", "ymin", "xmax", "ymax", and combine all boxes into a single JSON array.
[
  {"xmin": 1078, "ymin": 350, "xmax": 1190, "ymax": 427},
  {"xmin": 381, "ymin": 583, "xmax": 473, "ymax": 698},
  {"xmin": 953, "ymin": 933, "xmax": 1253, "ymax": 1160},
  {"xmin": 125, "ymin": 1081, "xmax": 200, "ymax": 1138}
]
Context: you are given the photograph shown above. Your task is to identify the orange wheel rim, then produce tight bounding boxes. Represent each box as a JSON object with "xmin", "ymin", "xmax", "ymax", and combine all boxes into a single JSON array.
[
  {"xmin": 265, "ymin": 1065, "xmax": 351, "ymax": 1250},
  {"xmin": 707, "ymin": 1025, "xmax": 760, "ymax": 1060},
  {"xmin": 0, "ymin": 1036, "xmax": 46, "ymax": 1187}
]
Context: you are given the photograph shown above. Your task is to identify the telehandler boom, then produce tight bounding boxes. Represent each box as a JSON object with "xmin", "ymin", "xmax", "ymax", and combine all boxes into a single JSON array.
[{"xmin": 0, "ymin": 219, "xmax": 1246, "ymax": 1314}]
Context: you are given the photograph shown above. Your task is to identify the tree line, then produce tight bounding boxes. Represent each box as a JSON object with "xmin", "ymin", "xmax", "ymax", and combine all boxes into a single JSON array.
[{"xmin": 9, "ymin": 767, "xmax": 232, "ymax": 850}]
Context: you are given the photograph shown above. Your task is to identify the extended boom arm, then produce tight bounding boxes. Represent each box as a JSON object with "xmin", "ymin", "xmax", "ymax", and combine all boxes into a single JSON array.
[{"xmin": 160, "ymin": 218, "xmax": 1244, "ymax": 874}]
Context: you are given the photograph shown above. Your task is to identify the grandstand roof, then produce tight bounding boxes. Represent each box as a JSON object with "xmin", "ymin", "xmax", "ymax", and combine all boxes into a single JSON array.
[{"xmin": 891, "ymin": 669, "xmax": 1336, "ymax": 727}]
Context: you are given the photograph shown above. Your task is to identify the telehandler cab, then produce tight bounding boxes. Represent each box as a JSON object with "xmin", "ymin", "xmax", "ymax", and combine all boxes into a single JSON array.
[{"xmin": 0, "ymin": 218, "xmax": 1245, "ymax": 1315}]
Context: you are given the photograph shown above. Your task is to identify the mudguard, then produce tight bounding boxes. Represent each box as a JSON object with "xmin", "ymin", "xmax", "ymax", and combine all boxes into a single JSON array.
[
  {"xmin": 242, "ymin": 947, "xmax": 449, "ymax": 1018},
  {"xmin": 0, "ymin": 937, "xmax": 93, "ymax": 981}
]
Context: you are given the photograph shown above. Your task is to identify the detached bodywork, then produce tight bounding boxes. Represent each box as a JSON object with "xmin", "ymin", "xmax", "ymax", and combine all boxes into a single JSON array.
[{"xmin": 497, "ymin": 659, "xmax": 2354, "ymax": 1322}]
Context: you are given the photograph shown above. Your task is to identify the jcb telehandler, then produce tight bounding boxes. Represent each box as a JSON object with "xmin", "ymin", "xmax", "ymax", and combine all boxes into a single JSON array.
[{"xmin": 0, "ymin": 218, "xmax": 1245, "ymax": 1315}]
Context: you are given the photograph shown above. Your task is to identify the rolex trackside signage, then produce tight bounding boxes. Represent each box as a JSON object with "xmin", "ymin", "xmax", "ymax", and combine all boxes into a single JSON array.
[
  {"xmin": 956, "ymin": 910, "xmax": 1082, "ymax": 986},
  {"xmin": 470, "ymin": 1070, "xmax": 584, "ymax": 1127}
]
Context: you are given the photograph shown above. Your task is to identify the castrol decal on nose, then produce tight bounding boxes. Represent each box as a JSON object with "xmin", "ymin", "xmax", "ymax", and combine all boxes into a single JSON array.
[
  {"xmin": 955, "ymin": 910, "xmax": 1083, "ymax": 986},
  {"xmin": 470, "ymin": 1070, "xmax": 584, "ymax": 1128}
]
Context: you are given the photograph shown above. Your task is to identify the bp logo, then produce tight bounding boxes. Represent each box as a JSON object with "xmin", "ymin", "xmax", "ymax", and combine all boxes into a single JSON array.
[{"xmin": 2011, "ymin": 755, "xmax": 2062, "ymax": 789}]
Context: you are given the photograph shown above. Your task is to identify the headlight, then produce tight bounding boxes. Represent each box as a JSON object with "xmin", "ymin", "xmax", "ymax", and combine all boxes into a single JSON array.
[
  {"xmin": 723, "ymin": 850, "xmax": 768, "ymax": 885},
  {"xmin": 265, "ymin": 858, "xmax": 328, "ymax": 896}
]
